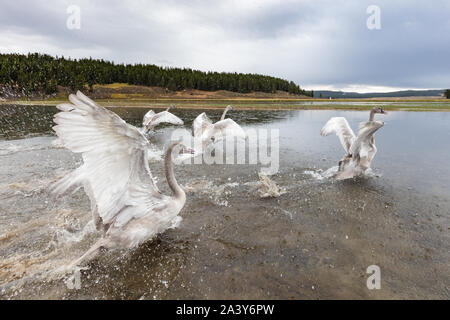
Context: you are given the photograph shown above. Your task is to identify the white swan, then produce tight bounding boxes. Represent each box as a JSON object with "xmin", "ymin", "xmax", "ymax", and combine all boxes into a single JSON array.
[
  {"xmin": 142, "ymin": 105, "xmax": 183, "ymax": 133},
  {"xmin": 320, "ymin": 107, "xmax": 387, "ymax": 180},
  {"xmin": 191, "ymin": 105, "xmax": 246, "ymax": 153},
  {"xmin": 52, "ymin": 92, "xmax": 189, "ymax": 268}
]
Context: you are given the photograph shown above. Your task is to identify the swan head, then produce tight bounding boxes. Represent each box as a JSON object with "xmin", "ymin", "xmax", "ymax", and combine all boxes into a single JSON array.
[
  {"xmin": 173, "ymin": 142, "xmax": 195, "ymax": 155},
  {"xmin": 372, "ymin": 106, "xmax": 388, "ymax": 115},
  {"xmin": 226, "ymin": 105, "xmax": 234, "ymax": 111},
  {"xmin": 167, "ymin": 105, "xmax": 176, "ymax": 111}
]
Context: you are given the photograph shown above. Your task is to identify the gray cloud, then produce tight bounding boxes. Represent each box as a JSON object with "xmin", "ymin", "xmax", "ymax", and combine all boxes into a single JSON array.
[{"xmin": 0, "ymin": 0, "xmax": 449, "ymax": 91}]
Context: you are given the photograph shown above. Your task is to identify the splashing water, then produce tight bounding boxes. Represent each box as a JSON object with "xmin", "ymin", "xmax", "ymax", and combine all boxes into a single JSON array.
[
  {"xmin": 304, "ymin": 166, "xmax": 338, "ymax": 180},
  {"xmin": 252, "ymin": 172, "xmax": 286, "ymax": 198},
  {"xmin": 0, "ymin": 207, "xmax": 99, "ymax": 290},
  {"xmin": 304, "ymin": 166, "xmax": 381, "ymax": 181},
  {"xmin": 0, "ymin": 139, "xmax": 50, "ymax": 156},
  {"xmin": 183, "ymin": 179, "xmax": 239, "ymax": 207}
]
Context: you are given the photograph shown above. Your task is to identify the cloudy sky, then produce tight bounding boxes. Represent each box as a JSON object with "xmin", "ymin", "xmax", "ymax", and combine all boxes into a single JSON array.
[{"xmin": 1, "ymin": 0, "xmax": 449, "ymax": 92}]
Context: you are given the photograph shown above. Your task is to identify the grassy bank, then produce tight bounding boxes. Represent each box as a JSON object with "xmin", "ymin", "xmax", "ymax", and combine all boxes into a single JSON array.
[
  {"xmin": 2, "ymin": 82, "xmax": 449, "ymax": 110},
  {"xmin": 2, "ymin": 98, "xmax": 450, "ymax": 111}
]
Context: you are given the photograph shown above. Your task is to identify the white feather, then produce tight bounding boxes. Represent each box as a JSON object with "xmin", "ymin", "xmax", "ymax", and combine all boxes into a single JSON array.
[
  {"xmin": 350, "ymin": 121, "xmax": 384, "ymax": 159},
  {"xmin": 192, "ymin": 112, "xmax": 213, "ymax": 138},
  {"xmin": 320, "ymin": 117, "xmax": 355, "ymax": 154},
  {"xmin": 52, "ymin": 91, "xmax": 185, "ymax": 251},
  {"xmin": 204, "ymin": 118, "xmax": 247, "ymax": 141},
  {"xmin": 321, "ymin": 114, "xmax": 386, "ymax": 180},
  {"xmin": 143, "ymin": 109, "xmax": 183, "ymax": 131},
  {"xmin": 191, "ymin": 110, "xmax": 246, "ymax": 154}
]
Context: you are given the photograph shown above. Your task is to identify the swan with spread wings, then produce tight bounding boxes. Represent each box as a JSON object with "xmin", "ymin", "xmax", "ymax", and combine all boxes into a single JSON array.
[
  {"xmin": 52, "ymin": 92, "xmax": 189, "ymax": 268},
  {"xmin": 320, "ymin": 107, "xmax": 387, "ymax": 180},
  {"xmin": 142, "ymin": 105, "xmax": 184, "ymax": 133},
  {"xmin": 190, "ymin": 105, "xmax": 246, "ymax": 154}
]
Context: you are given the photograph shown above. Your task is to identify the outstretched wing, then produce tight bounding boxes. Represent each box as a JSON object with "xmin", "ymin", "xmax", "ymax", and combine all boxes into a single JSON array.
[
  {"xmin": 206, "ymin": 118, "xmax": 247, "ymax": 141},
  {"xmin": 52, "ymin": 91, "xmax": 169, "ymax": 228},
  {"xmin": 146, "ymin": 111, "xmax": 184, "ymax": 129},
  {"xmin": 320, "ymin": 117, "xmax": 355, "ymax": 154},
  {"xmin": 350, "ymin": 121, "xmax": 384, "ymax": 158},
  {"xmin": 143, "ymin": 110, "xmax": 156, "ymax": 126},
  {"xmin": 192, "ymin": 112, "xmax": 213, "ymax": 137}
]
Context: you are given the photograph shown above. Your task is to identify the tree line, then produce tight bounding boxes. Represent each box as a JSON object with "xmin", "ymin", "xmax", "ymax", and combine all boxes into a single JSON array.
[{"xmin": 0, "ymin": 53, "xmax": 309, "ymax": 97}]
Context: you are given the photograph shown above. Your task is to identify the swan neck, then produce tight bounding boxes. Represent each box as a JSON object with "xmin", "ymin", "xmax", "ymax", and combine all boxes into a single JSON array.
[
  {"xmin": 220, "ymin": 108, "xmax": 229, "ymax": 121},
  {"xmin": 369, "ymin": 109, "xmax": 375, "ymax": 121},
  {"xmin": 165, "ymin": 143, "xmax": 184, "ymax": 199}
]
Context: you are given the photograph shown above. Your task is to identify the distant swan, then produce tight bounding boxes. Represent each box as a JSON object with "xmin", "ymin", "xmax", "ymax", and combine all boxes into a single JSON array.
[
  {"xmin": 52, "ymin": 92, "xmax": 189, "ymax": 268},
  {"xmin": 142, "ymin": 105, "xmax": 183, "ymax": 133},
  {"xmin": 191, "ymin": 105, "xmax": 246, "ymax": 153},
  {"xmin": 320, "ymin": 107, "xmax": 387, "ymax": 179}
]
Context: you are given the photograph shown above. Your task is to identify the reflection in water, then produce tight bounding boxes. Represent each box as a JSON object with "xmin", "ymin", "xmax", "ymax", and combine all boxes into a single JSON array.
[
  {"xmin": 0, "ymin": 105, "xmax": 296, "ymax": 140},
  {"xmin": 0, "ymin": 105, "xmax": 449, "ymax": 299}
]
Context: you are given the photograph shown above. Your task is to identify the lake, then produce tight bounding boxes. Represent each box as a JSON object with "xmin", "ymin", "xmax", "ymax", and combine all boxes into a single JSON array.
[{"xmin": 0, "ymin": 104, "xmax": 449, "ymax": 299}]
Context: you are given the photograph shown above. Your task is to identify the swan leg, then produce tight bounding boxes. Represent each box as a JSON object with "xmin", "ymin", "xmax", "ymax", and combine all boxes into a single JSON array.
[
  {"xmin": 93, "ymin": 208, "xmax": 103, "ymax": 231},
  {"xmin": 66, "ymin": 238, "xmax": 110, "ymax": 271},
  {"xmin": 359, "ymin": 157, "xmax": 371, "ymax": 173},
  {"xmin": 92, "ymin": 209, "xmax": 111, "ymax": 235},
  {"xmin": 338, "ymin": 154, "xmax": 352, "ymax": 171}
]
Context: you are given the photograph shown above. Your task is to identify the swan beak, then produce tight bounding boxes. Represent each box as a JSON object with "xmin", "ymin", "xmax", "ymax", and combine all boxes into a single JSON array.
[{"xmin": 381, "ymin": 109, "xmax": 388, "ymax": 114}]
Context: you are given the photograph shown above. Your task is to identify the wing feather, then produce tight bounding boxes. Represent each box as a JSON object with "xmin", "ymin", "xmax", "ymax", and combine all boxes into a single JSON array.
[
  {"xmin": 52, "ymin": 91, "xmax": 167, "ymax": 228},
  {"xmin": 148, "ymin": 111, "xmax": 184, "ymax": 128},
  {"xmin": 320, "ymin": 117, "xmax": 355, "ymax": 154},
  {"xmin": 206, "ymin": 118, "xmax": 246, "ymax": 141},
  {"xmin": 350, "ymin": 121, "xmax": 384, "ymax": 157},
  {"xmin": 192, "ymin": 112, "xmax": 213, "ymax": 137},
  {"xmin": 143, "ymin": 110, "xmax": 156, "ymax": 126}
]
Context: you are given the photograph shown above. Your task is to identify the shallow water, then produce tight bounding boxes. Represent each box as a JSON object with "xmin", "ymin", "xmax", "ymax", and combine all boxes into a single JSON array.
[{"xmin": 0, "ymin": 105, "xmax": 449, "ymax": 299}]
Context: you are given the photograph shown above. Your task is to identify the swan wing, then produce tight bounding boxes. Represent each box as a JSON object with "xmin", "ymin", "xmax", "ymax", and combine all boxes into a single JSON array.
[
  {"xmin": 143, "ymin": 110, "xmax": 156, "ymax": 126},
  {"xmin": 206, "ymin": 118, "xmax": 247, "ymax": 141},
  {"xmin": 147, "ymin": 111, "xmax": 184, "ymax": 128},
  {"xmin": 192, "ymin": 112, "xmax": 213, "ymax": 137},
  {"xmin": 350, "ymin": 121, "xmax": 384, "ymax": 158},
  {"xmin": 52, "ymin": 91, "xmax": 169, "ymax": 228},
  {"xmin": 320, "ymin": 117, "xmax": 355, "ymax": 154}
]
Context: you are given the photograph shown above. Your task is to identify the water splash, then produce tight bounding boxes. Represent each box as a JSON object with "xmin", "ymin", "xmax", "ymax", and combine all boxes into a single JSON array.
[
  {"xmin": 305, "ymin": 166, "xmax": 381, "ymax": 181},
  {"xmin": 0, "ymin": 141, "xmax": 49, "ymax": 156},
  {"xmin": 250, "ymin": 172, "xmax": 286, "ymax": 198},
  {"xmin": 183, "ymin": 179, "xmax": 239, "ymax": 207},
  {"xmin": 0, "ymin": 177, "xmax": 58, "ymax": 198},
  {"xmin": 304, "ymin": 166, "xmax": 338, "ymax": 180},
  {"xmin": 0, "ymin": 206, "xmax": 99, "ymax": 291}
]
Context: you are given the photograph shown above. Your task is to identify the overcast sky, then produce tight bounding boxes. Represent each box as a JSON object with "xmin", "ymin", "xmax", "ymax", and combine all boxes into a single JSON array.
[{"xmin": 0, "ymin": 0, "xmax": 449, "ymax": 92}]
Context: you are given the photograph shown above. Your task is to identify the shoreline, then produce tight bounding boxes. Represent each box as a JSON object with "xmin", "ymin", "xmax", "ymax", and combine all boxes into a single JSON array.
[{"xmin": 2, "ymin": 98, "xmax": 450, "ymax": 111}]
